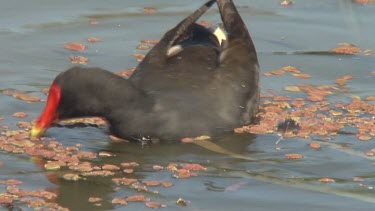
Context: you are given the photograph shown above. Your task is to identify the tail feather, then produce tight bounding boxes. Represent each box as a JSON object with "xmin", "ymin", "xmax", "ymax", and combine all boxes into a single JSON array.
[{"xmin": 140, "ymin": 0, "xmax": 215, "ymax": 67}]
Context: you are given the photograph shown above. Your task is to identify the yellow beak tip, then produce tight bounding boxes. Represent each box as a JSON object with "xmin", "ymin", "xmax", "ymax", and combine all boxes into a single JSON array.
[{"xmin": 30, "ymin": 127, "xmax": 43, "ymax": 138}]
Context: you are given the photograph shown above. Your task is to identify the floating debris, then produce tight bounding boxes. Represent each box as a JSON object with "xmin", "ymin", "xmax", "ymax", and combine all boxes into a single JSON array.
[
  {"xmin": 331, "ymin": 43, "xmax": 361, "ymax": 55},
  {"xmin": 123, "ymin": 168, "xmax": 134, "ymax": 174},
  {"xmin": 182, "ymin": 163, "xmax": 207, "ymax": 171},
  {"xmin": 152, "ymin": 165, "xmax": 164, "ymax": 171},
  {"xmin": 143, "ymin": 7, "xmax": 157, "ymax": 14},
  {"xmin": 64, "ymin": 42, "xmax": 86, "ymax": 52},
  {"xmin": 70, "ymin": 56, "xmax": 89, "ymax": 64},
  {"xmin": 102, "ymin": 164, "xmax": 120, "ymax": 171},
  {"xmin": 87, "ymin": 37, "xmax": 101, "ymax": 43},
  {"xmin": 126, "ymin": 194, "xmax": 149, "ymax": 202},
  {"xmin": 137, "ymin": 44, "xmax": 150, "ymax": 50},
  {"xmin": 161, "ymin": 182, "xmax": 173, "ymax": 188},
  {"xmin": 140, "ymin": 40, "xmax": 159, "ymax": 45},
  {"xmin": 88, "ymin": 197, "xmax": 102, "ymax": 203},
  {"xmin": 319, "ymin": 178, "xmax": 335, "ymax": 183},
  {"xmin": 284, "ymin": 86, "xmax": 301, "ymax": 92},
  {"xmin": 133, "ymin": 53, "xmax": 145, "ymax": 62},
  {"xmin": 121, "ymin": 162, "xmax": 139, "ymax": 168},
  {"xmin": 176, "ymin": 198, "xmax": 188, "ymax": 206},
  {"xmin": 143, "ymin": 180, "xmax": 162, "ymax": 186},
  {"xmin": 145, "ymin": 201, "xmax": 166, "ymax": 209},
  {"xmin": 111, "ymin": 198, "xmax": 127, "ymax": 206},
  {"xmin": 175, "ymin": 169, "xmax": 197, "ymax": 179},
  {"xmin": 98, "ymin": 151, "xmax": 115, "ymax": 157},
  {"xmin": 199, "ymin": 20, "xmax": 214, "ymax": 27},
  {"xmin": 285, "ymin": 153, "xmax": 303, "ymax": 159},
  {"xmin": 116, "ymin": 68, "xmax": 135, "ymax": 77},
  {"xmin": 276, "ymin": 119, "xmax": 301, "ymax": 144},
  {"xmin": 12, "ymin": 112, "xmax": 27, "ymax": 118},
  {"xmin": 2, "ymin": 90, "xmax": 41, "ymax": 102},
  {"xmin": 62, "ymin": 173, "xmax": 81, "ymax": 181},
  {"xmin": 280, "ymin": 0, "xmax": 293, "ymax": 6},
  {"xmin": 44, "ymin": 162, "xmax": 61, "ymax": 170},
  {"xmin": 309, "ymin": 142, "xmax": 321, "ymax": 150}
]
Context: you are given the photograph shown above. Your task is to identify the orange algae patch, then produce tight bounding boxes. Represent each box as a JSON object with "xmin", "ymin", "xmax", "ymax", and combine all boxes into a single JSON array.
[
  {"xmin": 243, "ymin": 64, "xmax": 374, "ymax": 141},
  {"xmin": 143, "ymin": 180, "xmax": 162, "ymax": 186},
  {"xmin": 140, "ymin": 39, "xmax": 159, "ymax": 45},
  {"xmin": 331, "ymin": 43, "xmax": 361, "ymax": 54},
  {"xmin": 285, "ymin": 153, "xmax": 303, "ymax": 159},
  {"xmin": 126, "ymin": 194, "xmax": 149, "ymax": 202},
  {"xmin": 145, "ymin": 201, "xmax": 166, "ymax": 208},
  {"xmin": 111, "ymin": 198, "xmax": 128, "ymax": 205},
  {"xmin": 271, "ymin": 69, "xmax": 285, "ymax": 75},
  {"xmin": 199, "ymin": 20, "xmax": 214, "ymax": 27},
  {"xmin": 282, "ymin": 66, "xmax": 301, "ymax": 73},
  {"xmin": 133, "ymin": 53, "xmax": 145, "ymax": 62},
  {"xmin": 182, "ymin": 163, "xmax": 207, "ymax": 171},
  {"xmin": 335, "ymin": 75, "xmax": 353, "ymax": 86},
  {"xmin": 87, "ymin": 37, "xmax": 101, "ymax": 42},
  {"xmin": 284, "ymin": 86, "xmax": 301, "ymax": 92},
  {"xmin": 292, "ymin": 73, "xmax": 311, "ymax": 79},
  {"xmin": 3, "ymin": 90, "xmax": 41, "ymax": 102},
  {"xmin": 309, "ymin": 143, "xmax": 321, "ymax": 150},
  {"xmin": 116, "ymin": 68, "xmax": 135, "ymax": 77},
  {"xmin": 137, "ymin": 44, "xmax": 150, "ymax": 50},
  {"xmin": 12, "ymin": 112, "xmax": 27, "ymax": 118},
  {"xmin": 143, "ymin": 7, "xmax": 157, "ymax": 14},
  {"xmin": 64, "ymin": 42, "xmax": 86, "ymax": 52}
]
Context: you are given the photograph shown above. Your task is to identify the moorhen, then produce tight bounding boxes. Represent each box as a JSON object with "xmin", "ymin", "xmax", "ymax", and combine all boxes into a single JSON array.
[{"xmin": 31, "ymin": 0, "xmax": 260, "ymax": 142}]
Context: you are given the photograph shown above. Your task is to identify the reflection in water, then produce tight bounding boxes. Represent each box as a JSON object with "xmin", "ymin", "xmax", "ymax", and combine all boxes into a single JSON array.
[
  {"xmin": 38, "ymin": 131, "xmax": 375, "ymax": 210},
  {"xmin": 52, "ymin": 134, "xmax": 255, "ymax": 210}
]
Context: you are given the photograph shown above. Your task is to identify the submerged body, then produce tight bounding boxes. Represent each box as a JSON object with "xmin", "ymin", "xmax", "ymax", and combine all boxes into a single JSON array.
[{"xmin": 31, "ymin": 0, "xmax": 260, "ymax": 142}]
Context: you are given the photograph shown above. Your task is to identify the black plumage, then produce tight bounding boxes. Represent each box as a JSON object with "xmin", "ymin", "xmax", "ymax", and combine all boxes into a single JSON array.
[{"xmin": 32, "ymin": 0, "xmax": 260, "ymax": 142}]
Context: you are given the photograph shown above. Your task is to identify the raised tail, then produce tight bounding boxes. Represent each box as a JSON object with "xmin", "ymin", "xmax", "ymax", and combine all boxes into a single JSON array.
[
  {"xmin": 217, "ymin": 0, "xmax": 258, "ymax": 64},
  {"xmin": 135, "ymin": 0, "xmax": 215, "ymax": 68}
]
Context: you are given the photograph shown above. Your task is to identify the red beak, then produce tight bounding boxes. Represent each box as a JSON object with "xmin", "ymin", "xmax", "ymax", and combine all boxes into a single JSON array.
[{"xmin": 31, "ymin": 83, "xmax": 61, "ymax": 138}]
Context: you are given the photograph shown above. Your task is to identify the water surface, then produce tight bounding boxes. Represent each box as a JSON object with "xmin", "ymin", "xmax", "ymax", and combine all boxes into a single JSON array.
[{"xmin": 1, "ymin": 0, "xmax": 375, "ymax": 210}]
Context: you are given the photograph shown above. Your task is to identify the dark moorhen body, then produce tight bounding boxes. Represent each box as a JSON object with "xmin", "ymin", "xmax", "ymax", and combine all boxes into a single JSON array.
[{"xmin": 31, "ymin": 0, "xmax": 260, "ymax": 142}]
